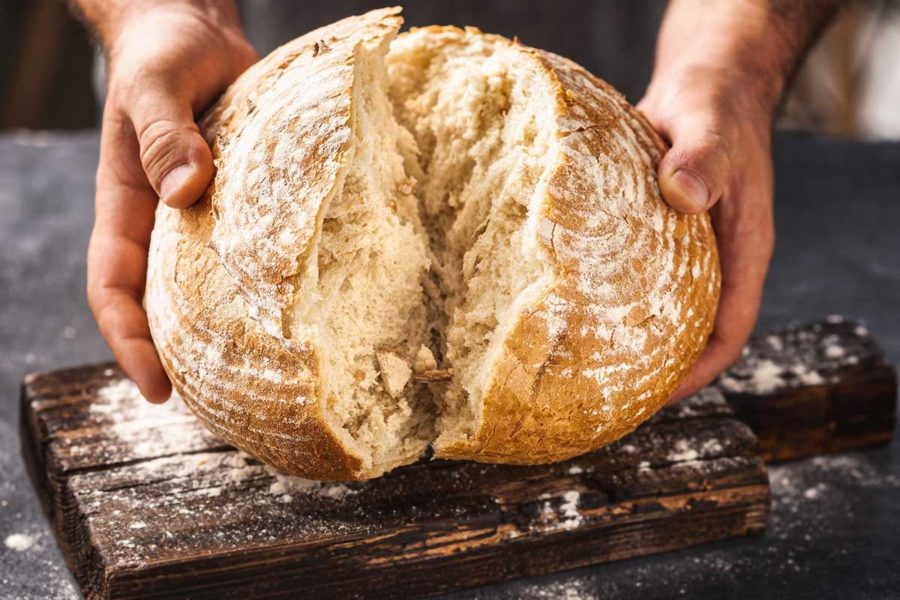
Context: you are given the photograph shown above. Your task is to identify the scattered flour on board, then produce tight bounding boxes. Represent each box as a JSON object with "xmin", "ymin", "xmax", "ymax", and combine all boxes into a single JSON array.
[
  {"xmin": 667, "ymin": 437, "xmax": 722, "ymax": 462},
  {"xmin": 745, "ymin": 359, "xmax": 784, "ymax": 394},
  {"xmin": 4, "ymin": 533, "xmax": 34, "ymax": 551},
  {"xmin": 558, "ymin": 491, "xmax": 582, "ymax": 530},
  {"xmin": 822, "ymin": 333, "xmax": 846, "ymax": 359},
  {"xmin": 92, "ymin": 380, "xmax": 359, "ymax": 504},
  {"xmin": 218, "ymin": 452, "xmax": 358, "ymax": 502},
  {"xmin": 718, "ymin": 359, "xmax": 786, "ymax": 394},
  {"xmin": 537, "ymin": 491, "xmax": 583, "ymax": 532},
  {"xmin": 93, "ymin": 379, "xmax": 199, "ymax": 455},
  {"xmin": 266, "ymin": 468, "xmax": 357, "ymax": 502},
  {"xmin": 791, "ymin": 364, "xmax": 825, "ymax": 386}
]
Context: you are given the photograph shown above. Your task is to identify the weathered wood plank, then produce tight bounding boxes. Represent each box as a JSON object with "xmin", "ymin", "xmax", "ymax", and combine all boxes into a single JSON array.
[
  {"xmin": 22, "ymin": 366, "xmax": 767, "ymax": 600},
  {"xmin": 719, "ymin": 317, "xmax": 898, "ymax": 461}
]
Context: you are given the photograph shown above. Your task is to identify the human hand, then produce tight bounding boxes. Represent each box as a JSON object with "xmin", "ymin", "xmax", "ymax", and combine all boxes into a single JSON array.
[
  {"xmin": 84, "ymin": 1, "xmax": 256, "ymax": 402},
  {"xmin": 638, "ymin": 0, "xmax": 843, "ymax": 402},
  {"xmin": 639, "ymin": 65, "xmax": 775, "ymax": 403}
]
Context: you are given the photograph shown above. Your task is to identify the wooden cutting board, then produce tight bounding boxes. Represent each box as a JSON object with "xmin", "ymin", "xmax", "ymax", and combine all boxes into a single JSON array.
[{"xmin": 20, "ymin": 319, "xmax": 896, "ymax": 600}]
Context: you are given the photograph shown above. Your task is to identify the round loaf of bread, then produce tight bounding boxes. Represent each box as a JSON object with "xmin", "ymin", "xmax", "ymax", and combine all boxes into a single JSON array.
[{"xmin": 146, "ymin": 7, "xmax": 720, "ymax": 480}]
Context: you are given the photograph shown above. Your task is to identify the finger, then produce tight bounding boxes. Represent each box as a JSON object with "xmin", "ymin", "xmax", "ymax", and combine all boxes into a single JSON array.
[
  {"xmin": 656, "ymin": 111, "xmax": 732, "ymax": 215},
  {"xmin": 126, "ymin": 80, "xmax": 214, "ymax": 209},
  {"xmin": 88, "ymin": 110, "xmax": 172, "ymax": 403},
  {"xmin": 89, "ymin": 273, "xmax": 172, "ymax": 404}
]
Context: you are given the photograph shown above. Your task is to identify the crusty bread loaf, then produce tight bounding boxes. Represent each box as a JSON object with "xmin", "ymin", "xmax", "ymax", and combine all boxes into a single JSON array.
[{"xmin": 146, "ymin": 7, "xmax": 720, "ymax": 480}]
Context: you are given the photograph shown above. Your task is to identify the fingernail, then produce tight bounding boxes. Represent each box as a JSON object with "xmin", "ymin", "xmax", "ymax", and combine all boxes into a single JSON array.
[
  {"xmin": 671, "ymin": 169, "xmax": 710, "ymax": 211},
  {"xmin": 159, "ymin": 164, "xmax": 194, "ymax": 200}
]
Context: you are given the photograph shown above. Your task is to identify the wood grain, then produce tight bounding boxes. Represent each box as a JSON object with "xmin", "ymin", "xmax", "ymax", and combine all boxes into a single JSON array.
[
  {"xmin": 22, "ymin": 368, "xmax": 766, "ymax": 599},
  {"xmin": 718, "ymin": 318, "xmax": 897, "ymax": 462}
]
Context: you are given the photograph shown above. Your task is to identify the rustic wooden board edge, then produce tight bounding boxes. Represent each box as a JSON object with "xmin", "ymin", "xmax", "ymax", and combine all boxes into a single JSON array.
[
  {"xmin": 99, "ymin": 465, "xmax": 770, "ymax": 600},
  {"xmin": 725, "ymin": 364, "xmax": 897, "ymax": 462},
  {"xmin": 20, "ymin": 365, "xmax": 770, "ymax": 600},
  {"xmin": 718, "ymin": 319, "xmax": 898, "ymax": 462},
  {"xmin": 109, "ymin": 485, "xmax": 769, "ymax": 600},
  {"xmin": 20, "ymin": 369, "xmax": 113, "ymax": 599}
]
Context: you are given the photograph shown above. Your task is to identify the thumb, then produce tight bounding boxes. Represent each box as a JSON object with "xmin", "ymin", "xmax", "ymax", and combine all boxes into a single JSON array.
[
  {"xmin": 656, "ymin": 115, "xmax": 731, "ymax": 215},
  {"xmin": 130, "ymin": 89, "xmax": 214, "ymax": 209}
]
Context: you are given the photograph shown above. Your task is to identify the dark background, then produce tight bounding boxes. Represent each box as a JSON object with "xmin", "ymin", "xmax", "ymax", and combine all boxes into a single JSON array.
[
  {"xmin": 4, "ymin": 1, "xmax": 897, "ymax": 137},
  {"xmin": 0, "ymin": 0, "xmax": 667, "ymax": 130}
]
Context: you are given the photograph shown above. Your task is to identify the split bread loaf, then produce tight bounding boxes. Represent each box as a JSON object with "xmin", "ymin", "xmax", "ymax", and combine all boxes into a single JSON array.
[{"xmin": 146, "ymin": 7, "xmax": 720, "ymax": 480}]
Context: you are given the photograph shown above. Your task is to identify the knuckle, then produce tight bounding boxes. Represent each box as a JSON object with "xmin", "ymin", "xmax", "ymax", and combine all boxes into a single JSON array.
[
  {"xmin": 668, "ymin": 131, "xmax": 732, "ymax": 177},
  {"xmin": 138, "ymin": 122, "xmax": 194, "ymax": 182},
  {"xmin": 92, "ymin": 301, "xmax": 116, "ymax": 340},
  {"xmin": 109, "ymin": 62, "xmax": 169, "ymax": 105},
  {"xmin": 86, "ymin": 285, "xmax": 100, "ymax": 315}
]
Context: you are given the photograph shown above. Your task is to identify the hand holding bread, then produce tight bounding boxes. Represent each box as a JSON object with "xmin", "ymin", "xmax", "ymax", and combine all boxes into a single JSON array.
[{"xmin": 81, "ymin": 0, "xmax": 256, "ymax": 402}]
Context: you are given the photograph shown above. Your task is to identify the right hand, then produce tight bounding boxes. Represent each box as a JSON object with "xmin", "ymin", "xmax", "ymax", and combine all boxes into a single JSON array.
[
  {"xmin": 639, "ymin": 65, "xmax": 775, "ymax": 403},
  {"xmin": 87, "ymin": 3, "xmax": 257, "ymax": 402}
]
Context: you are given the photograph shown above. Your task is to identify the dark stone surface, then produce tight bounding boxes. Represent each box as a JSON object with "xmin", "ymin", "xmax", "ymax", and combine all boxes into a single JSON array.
[{"xmin": 1, "ymin": 132, "xmax": 898, "ymax": 598}]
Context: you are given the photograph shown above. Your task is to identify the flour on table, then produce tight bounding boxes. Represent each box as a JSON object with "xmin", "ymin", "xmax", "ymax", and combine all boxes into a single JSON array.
[
  {"xmin": 516, "ymin": 577, "xmax": 600, "ymax": 600},
  {"xmin": 803, "ymin": 485, "xmax": 826, "ymax": 500}
]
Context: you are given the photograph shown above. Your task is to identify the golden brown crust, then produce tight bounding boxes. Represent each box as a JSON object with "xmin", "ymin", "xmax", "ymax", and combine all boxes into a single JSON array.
[
  {"xmin": 432, "ymin": 38, "xmax": 719, "ymax": 463},
  {"xmin": 146, "ymin": 8, "xmax": 404, "ymax": 480}
]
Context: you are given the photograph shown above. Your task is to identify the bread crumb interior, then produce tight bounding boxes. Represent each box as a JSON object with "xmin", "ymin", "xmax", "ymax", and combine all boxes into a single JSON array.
[{"xmin": 291, "ymin": 29, "xmax": 557, "ymax": 475}]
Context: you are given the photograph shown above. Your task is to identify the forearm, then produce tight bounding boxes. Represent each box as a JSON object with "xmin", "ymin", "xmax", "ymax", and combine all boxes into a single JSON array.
[
  {"xmin": 651, "ymin": 0, "xmax": 844, "ymax": 115},
  {"xmin": 70, "ymin": 0, "xmax": 241, "ymax": 52}
]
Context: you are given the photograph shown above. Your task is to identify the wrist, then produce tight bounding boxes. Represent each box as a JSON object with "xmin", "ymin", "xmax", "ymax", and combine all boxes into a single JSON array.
[
  {"xmin": 80, "ymin": 0, "xmax": 241, "ymax": 58},
  {"xmin": 646, "ymin": 60, "xmax": 781, "ymax": 127},
  {"xmin": 650, "ymin": 0, "xmax": 842, "ymax": 124}
]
